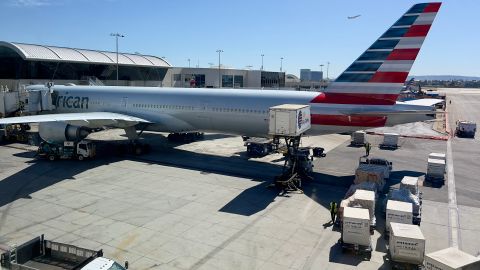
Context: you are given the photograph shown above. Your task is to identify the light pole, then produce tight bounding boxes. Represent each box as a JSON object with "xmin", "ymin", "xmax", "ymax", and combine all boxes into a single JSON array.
[
  {"xmin": 188, "ymin": 58, "xmax": 191, "ymax": 68},
  {"xmin": 280, "ymin": 57, "xmax": 284, "ymax": 72},
  {"xmin": 216, "ymin": 49, "xmax": 223, "ymax": 88},
  {"xmin": 320, "ymin": 64, "xmax": 325, "ymax": 81},
  {"xmin": 327, "ymin": 61, "xmax": 330, "ymax": 80},
  {"xmin": 110, "ymin": 33, "xmax": 125, "ymax": 85},
  {"xmin": 261, "ymin": 54, "xmax": 264, "ymax": 70}
]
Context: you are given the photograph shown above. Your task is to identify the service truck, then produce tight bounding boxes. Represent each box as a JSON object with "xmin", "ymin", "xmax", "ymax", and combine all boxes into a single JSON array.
[
  {"xmin": 37, "ymin": 140, "xmax": 96, "ymax": 161},
  {"xmin": 0, "ymin": 235, "xmax": 127, "ymax": 270},
  {"xmin": 455, "ymin": 120, "xmax": 476, "ymax": 138}
]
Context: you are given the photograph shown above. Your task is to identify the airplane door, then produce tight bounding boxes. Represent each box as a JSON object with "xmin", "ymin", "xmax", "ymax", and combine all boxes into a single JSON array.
[
  {"xmin": 121, "ymin": 97, "xmax": 128, "ymax": 109},
  {"xmin": 195, "ymin": 100, "xmax": 212, "ymax": 130}
]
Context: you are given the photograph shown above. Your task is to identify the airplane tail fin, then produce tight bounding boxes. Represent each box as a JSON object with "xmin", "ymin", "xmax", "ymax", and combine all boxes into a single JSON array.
[{"xmin": 315, "ymin": 2, "xmax": 441, "ymax": 105}]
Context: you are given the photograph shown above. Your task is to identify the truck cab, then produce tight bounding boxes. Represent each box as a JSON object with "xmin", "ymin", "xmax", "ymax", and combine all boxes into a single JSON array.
[{"xmin": 77, "ymin": 140, "xmax": 96, "ymax": 160}]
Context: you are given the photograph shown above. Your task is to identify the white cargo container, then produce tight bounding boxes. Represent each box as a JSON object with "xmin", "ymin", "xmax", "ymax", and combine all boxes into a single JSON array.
[
  {"xmin": 424, "ymin": 247, "xmax": 480, "ymax": 270},
  {"xmin": 382, "ymin": 133, "xmax": 399, "ymax": 147},
  {"xmin": 342, "ymin": 207, "xmax": 371, "ymax": 246},
  {"xmin": 268, "ymin": 104, "xmax": 311, "ymax": 136},
  {"xmin": 389, "ymin": 222, "xmax": 425, "ymax": 265},
  {"xmin": 353, "ymin": 189, "xmax": 376, "ymax": 221},
  {"xmin": 429, "ymin": 152, "xmax": 446, "ymax": 162},
  {"xmin": 427, "ymin": 158, "xmax": 446, "ymax": 179},
  {"xmin": 352, "ymin": 131, "xmax": 366, "ymax": 145},
  {"xmin": 386, "ymin": 200, "xmax": 413, "ymax": 231},
  {"xmin": 400, "ymin": 176, "xmax": 419, "ymax": 196}
]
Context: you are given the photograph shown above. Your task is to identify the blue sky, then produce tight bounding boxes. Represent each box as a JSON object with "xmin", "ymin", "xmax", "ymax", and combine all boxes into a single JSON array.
[{"xmin": 1, "ymin": 0, "xmax": 477, "ymax": 77}]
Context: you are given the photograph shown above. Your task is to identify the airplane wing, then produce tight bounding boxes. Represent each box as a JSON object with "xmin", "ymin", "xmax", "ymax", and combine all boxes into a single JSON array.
[{"xmin": 0, "ymin": 112, "xmax": 150, "ymax": 128}]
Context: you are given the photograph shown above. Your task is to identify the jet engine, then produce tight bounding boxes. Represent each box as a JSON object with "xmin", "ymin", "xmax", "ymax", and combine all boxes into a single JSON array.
[{"xmin": 38, "ymin": 122, "xmax": 90, "ymax": 143}]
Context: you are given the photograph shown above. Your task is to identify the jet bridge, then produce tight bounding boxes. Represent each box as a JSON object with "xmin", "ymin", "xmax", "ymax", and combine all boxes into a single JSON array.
[{"xmin": 26, "ymin": 83, "xmax": 56, "ymax": 113}]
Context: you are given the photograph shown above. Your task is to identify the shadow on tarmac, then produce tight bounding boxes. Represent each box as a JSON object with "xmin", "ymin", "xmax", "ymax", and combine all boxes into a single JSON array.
[{"xmin": 0, "ymin": 134, "xmax": 426, "ymax": 219}]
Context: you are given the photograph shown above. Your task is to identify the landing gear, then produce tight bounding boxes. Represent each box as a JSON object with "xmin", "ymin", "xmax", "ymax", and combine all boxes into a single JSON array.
[
  {"xmin": 123, "ymin": 126, "xmax": 151, "ymax": 155},
  {"xmin": 274, "ymin": 135, "xmax": 314, "ymax": 193}
]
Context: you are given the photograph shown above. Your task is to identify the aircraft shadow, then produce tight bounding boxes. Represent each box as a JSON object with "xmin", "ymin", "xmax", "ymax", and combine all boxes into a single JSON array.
[
  {"xmin": 0, "ymin": 156, "xmax": 120, "ymax": 208},
  {"xmin": 0, "ymin": 134, "xmax": 426, "ymax": 219}
]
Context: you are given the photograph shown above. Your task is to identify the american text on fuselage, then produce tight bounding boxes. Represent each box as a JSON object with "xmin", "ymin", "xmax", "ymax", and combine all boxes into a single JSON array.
[{"xmin": 56, "ymin": 94, "xmax": 89, "ymax": 109}]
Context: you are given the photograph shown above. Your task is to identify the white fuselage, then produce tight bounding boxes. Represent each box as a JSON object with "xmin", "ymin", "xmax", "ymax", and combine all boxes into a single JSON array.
[{"xmin": 49, "ymin": 85, "xmax": 431, "ymax": 137}]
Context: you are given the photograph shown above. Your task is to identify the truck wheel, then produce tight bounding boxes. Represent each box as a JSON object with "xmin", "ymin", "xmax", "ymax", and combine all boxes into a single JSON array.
[
  {"xmin": 78, "ymin": 155, "xmax": 84, "ymax": 161},
  {"xmin": 48, "ymin": 155, "xmax": 56, "ymax": 161}
]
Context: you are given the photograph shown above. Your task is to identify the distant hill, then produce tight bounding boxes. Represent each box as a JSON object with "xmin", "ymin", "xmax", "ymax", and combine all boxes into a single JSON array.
[{"xmin": 408, "ymin": 75, "xmax": 480, "ymax": 81}]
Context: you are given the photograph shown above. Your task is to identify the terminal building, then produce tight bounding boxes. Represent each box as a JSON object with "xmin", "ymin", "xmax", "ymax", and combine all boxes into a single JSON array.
[
  {"xmin": 286, "ymin": 69, "xmax": 326, "ymax": 90},
  {"xmin": 0, "ymin": 41, "xmax": 285, "ymax": 90},
  {"xmin": 163, "ymin": 67, "xmax": 285, "ymax": 89},
  {"xmin": 0, "ymin": 41, "xmax": 171, "ymax": 90}
]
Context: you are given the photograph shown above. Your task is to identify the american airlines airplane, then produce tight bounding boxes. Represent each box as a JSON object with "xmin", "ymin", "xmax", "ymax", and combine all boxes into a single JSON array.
[{"xmin": 0, "ymin": 3, "xmax": 442, "ymax": 144}]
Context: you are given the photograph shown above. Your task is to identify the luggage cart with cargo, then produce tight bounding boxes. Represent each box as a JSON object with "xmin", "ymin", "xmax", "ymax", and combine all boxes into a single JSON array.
[
  {"xmin": 351, "ymin": 131, "xmax": 366, "ymax": 146},
  {"xmin": 388, "ymin": 222, "xmax": 425, "ymax": 270},
  {"xmin": 380, "ymin": 133, "xmax": 399, "ymax": 149},
  {"xmin": 424, "ymin": 247, "xmax": 480, "ymax": 270},
  {"xmin": 340, "ymin": 207, "xmax": 372, "ymax": 260}
]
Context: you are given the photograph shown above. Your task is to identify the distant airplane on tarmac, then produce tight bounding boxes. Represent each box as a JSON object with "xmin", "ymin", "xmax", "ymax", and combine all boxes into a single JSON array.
[
  {"xmin": 348, "ymin": 15, "xmax": 361, "ymax": 19},
  {"xmin": 0, "ymin": 3, "xmax": 443, "ymax": 149}
]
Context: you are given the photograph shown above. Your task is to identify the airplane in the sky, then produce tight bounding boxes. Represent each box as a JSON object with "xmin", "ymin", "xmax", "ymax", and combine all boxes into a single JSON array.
[
  {"xmin": 0, "ymin": 3, "xmax": 442, "ymax": 148},
  {"xmin": 347, "ymin": 15, "xmax": 361, "ymax": 19}
]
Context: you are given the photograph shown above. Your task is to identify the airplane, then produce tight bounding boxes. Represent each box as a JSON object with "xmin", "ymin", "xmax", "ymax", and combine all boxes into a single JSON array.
[
  {"xmin": 0, "ymin": 2, "xmax": 442, "ymax": 151},
  {"xmin": 347, "ymin": 15, "xmax": 361, "ymax": 19}
]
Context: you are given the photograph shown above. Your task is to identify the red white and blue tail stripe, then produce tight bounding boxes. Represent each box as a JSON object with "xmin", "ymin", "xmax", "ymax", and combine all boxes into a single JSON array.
[{"xmin": 313, "ymin": 2, "xmax": 441, "ymax": 106}]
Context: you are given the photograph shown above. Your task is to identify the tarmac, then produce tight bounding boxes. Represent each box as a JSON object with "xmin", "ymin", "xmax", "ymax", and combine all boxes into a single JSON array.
[{"xmin": 0, "ymin": 88, "xmax": 479, "ymax": 269}]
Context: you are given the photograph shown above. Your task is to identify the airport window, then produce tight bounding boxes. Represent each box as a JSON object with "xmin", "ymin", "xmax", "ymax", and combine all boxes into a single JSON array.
[
  {"xmin": 173, "ymin": 74, "xmax": 181, "ymax": 81},
  {"xmin": 222, "ymin": 75, "xmax": 233, "ymax": 88},
  {"xmin": 234, "ymin": 75, "xmax": 244, "ymax": 88}
]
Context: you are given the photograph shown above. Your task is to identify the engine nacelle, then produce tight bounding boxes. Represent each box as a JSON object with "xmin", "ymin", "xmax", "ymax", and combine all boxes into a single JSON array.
[{"xmin": 38, "ymin": 122, "xmax": 89, "ymax": 143}]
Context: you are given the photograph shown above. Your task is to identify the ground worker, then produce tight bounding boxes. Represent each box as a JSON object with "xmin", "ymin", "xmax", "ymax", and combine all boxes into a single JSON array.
[
  {"xmin": 364, "ymin": 142, "xmax": 371, "ymax": 156},
  {"xmin": 329, "ymin": 201, "xmax": 337, "ymax": 223}
]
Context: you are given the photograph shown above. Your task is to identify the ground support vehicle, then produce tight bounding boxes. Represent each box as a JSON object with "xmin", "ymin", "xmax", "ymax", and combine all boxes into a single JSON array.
[
  {"xmin": 167, "ymin": 132, "xmax": 204, "ymax": 142},
  {"xmin": 244, "ymin": 137, "xmax": 276, "ymax": 157},
  {"xmin": 0, "ymin": 235, "xmax": 127, "ymax": 270},
  {"xmin": 37, "ymin": 140, "xmax": 96, "ymax": 161},
  {"xmin": 455, "ymin": 120, "xmax": 476, "ymax": 138}
]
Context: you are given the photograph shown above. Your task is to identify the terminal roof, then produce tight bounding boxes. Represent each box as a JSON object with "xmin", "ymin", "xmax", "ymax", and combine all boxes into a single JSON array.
[{"xmin": 0, "ymin": 41, "xmax": 170, "ymax": 68}]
